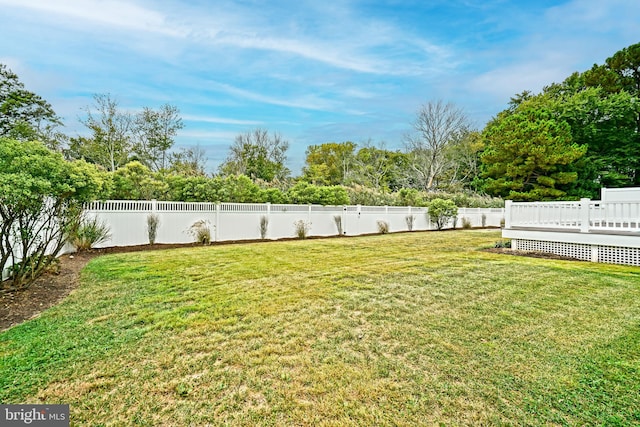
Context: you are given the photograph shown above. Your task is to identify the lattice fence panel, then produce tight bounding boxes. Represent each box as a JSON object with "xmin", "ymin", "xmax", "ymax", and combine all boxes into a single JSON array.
[
  {"xmin": 597, "ymin": 246, "xmax": 640, "ymax": 266},
  {"xmin": 514, "ymin": 239, "xmax": 592, "ymax": 261}
]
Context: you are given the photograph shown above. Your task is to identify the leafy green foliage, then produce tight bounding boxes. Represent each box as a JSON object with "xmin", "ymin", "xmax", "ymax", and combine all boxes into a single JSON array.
[
  {"xmin": 349, "ymin": 144, "xmax": 409, "ymax": 192},
  {"xmin": 287, "ymin": 181, "xmax": 349, "ymax": 205},
  {"xmin": 302, "ymin": 141, "xmax": 356, "ymax": 185},
  {"xmin": 481, "ymin": 98, "xmax": 586, "ymax": 201},
  {"xmin": 481, "ymin": 42, "xmax": 640, "ymax": 198},
  {"xmin": 74, "ymin": 94, "xmax": 133, "ymax": 172},
  {"xmin": 219, "ymin": 128, "xmax": 290, "ymax": 182},
  {"xmin": 110, "ymin": 161, "xmax": 167, "ymax": 200},
  {"xmin": 493, "ymin": 239, "xmax": 511, "ymax": 248},
  {"xmin": 133, "ymin": 104, "xmax": 184, "ymax": 172},
  {"xmin": 0, "ymin": 138, "xmax": 103, "ymax": 288},
  {"xmin": 0, "ymin": 64, "xmax": 63, "ymax": 150},
  {"xmin": 427, "ymin": 198, "xmax": 458, "ymax": 230}
]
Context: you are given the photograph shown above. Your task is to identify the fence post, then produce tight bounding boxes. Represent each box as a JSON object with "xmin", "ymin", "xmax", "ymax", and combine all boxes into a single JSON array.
[
  {"xmin": 504, "ymin": 200, "xmax": 513, "ymax": 229},
  {"xmin": 580, "ymin": 198, "xmax": 590, "ymax": 233},
  {"xmin": 151, "ymin": 199, "xmax": 157, "ymax": 214},
  {"xmin": 342, "ymin": 205, "xmax": 347, "ymax": 235},
  {"xmin": 215, "ymin": 203, "xmax": 220, "ymax": 242}
]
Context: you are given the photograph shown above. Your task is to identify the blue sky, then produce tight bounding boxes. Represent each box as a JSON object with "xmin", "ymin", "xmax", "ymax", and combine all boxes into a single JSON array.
[{"xmin": 1, "ymin": 0, "xmax": 638, "ymax": 174}]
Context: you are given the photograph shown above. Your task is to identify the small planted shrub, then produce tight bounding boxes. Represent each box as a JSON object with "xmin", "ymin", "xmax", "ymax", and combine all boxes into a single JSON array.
[
  {"xmin": 188, "ymin": 220, "xmax": 212, "ymax": 244},
  {"xmin": 405, "ymin": 215, "xmax": 415, "ymax": 231},
  {"xmin": 294, "ymin": 220, "xmax": 310, "ymax": 239},
  {"xmin": 461, "ymin": 217, "xmax": 472, "ymax": 229},
  {"xmin": 260, "ymin": 215, "xmax": 269, "ymax": 240},
  {"xmin": 500, "ymin": 218, "xmax": 506, "ymax": 228},
  {"xmin": 481, "ymin": 213, "xmax": 487, "ymax": 228},
  {"xmin": 494, "ymin": 240, "xmax": 512, "ymax": 249},
  {"xmin": 377, "ymin": 220, "xmax": 390, "ymax": 234},
  {"xmin": 71, "ymin": 216, "xmax": 112, "ymax": 251},
  {"xmin": 427, "ymin": 198, "xmax": 458, "ymax": 230},
  {"xmin": 147, "ymin": 214, "xmax": 160, "ymax": 245},
  {"xmin": 259, "ymin": 216, "xmax": 269, "ymax": 240},
  {"xmin": 334, "ymin": 215, "xmax": 343, "ymax": 235}
]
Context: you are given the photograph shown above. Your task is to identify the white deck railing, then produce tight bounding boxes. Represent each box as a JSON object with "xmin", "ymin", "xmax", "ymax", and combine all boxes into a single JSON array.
[{"xmin": 506, "ymin": 199, "xmax": 640, "ymax": 233}]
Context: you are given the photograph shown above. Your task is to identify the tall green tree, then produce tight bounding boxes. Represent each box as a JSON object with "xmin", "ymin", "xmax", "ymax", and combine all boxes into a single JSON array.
[
  {"xmin": 349, "ymin": 144, "xmax": 409, "ymax": 192},
  {"xmin": 480, "ymin": 98, "xmax": 587, "ymax": 201},
  {"xmin": 0, "ymin": 64, "xmax": 64, "ymax": 150},
  {"xmin": 168, "ymin": 145, "xmax": 208, "ymax": 176},
  {"xmin": 562, "ymin": 42, "xmax": 640, "ymax": 188},
  {"xmin": 73, "ymin": 93, "xmax": 133, "ymax": 171},
  {"xmin": 219, "ymin": 128, "xmax": 290, "ymax": 182},
  {"xmin": 133, "ymin": 104, "xmax": 184, "ymax": 171},
  {"xmin": 302, "ymin": 141, "xmax": 356, "ymax": 185}
]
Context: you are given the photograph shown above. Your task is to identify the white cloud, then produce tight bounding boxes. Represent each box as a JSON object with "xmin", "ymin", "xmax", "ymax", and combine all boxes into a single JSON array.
[
  {"xmin": 179, "ymin": 130, "xmax": 238, "ymax": 140},
  {"xmin": 182, "ymin": 114, "xmax": 263, "ymax": 126},
  {"xmin": 205, "ymin": 81, "xmax": 341, "ymax": 112},
  {"xmin": 0, "ymin": 0, "xmax": 185, "ymax": 37}
]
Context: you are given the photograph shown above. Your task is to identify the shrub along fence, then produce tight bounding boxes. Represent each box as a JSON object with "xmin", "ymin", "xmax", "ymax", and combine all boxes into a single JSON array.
[{"xmin": 85, "ymin": 200, "xmax": 505, "ymax": 247}]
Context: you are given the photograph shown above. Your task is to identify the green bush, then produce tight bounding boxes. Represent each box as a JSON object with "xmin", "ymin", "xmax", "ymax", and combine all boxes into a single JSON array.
[
  {"xmin": 346, "ymin": 185, "xmax": 397, "ymax": 206},
  {"xmin": 428, "ymin": 198, "xmax": 458, "ymax": 230},
  {"xmin": 0, "ymin": 139, "xmax": 104, "ymax": 289},
  {"xmin": 494, "ymin": 240, "xmax": 511, "ymax": 248},
  {"xmin": 287, "ymin": 182, "xmax": 349, "ymax": 205},
  {"xmin": 71, "ymin": 216, "xmax": 112, "ymax": 251}
]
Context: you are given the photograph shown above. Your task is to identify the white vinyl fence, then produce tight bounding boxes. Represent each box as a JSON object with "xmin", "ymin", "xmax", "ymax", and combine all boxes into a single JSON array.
[
  {"xmin": 2, "ymin": 200, "xmax": 504, "ymax": 280},
  {"xmin": 84, "ymin": 200, "xmax": 505, "ymax": 248}
]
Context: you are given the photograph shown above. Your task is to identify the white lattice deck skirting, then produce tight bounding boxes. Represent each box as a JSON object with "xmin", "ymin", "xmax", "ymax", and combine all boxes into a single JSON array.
[{"xmin": 512, "ymin": 239, "xmax": 640, "ymax": 266}]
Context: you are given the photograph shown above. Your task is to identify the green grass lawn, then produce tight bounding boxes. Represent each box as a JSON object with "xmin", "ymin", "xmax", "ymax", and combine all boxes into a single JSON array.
[{"xmin": 2, "ymin": 230, "xmax": 640, "ymax": 426}]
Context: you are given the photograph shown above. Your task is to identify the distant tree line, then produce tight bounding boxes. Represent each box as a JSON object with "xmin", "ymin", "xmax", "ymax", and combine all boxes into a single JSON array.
[{"xmin": 2, "ymin": 42, "xmax": 639, "ymax": 205}]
